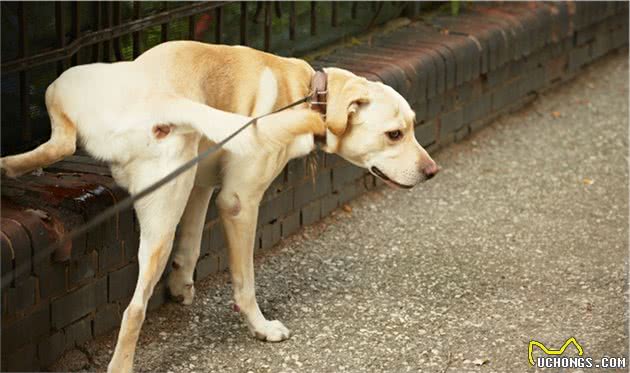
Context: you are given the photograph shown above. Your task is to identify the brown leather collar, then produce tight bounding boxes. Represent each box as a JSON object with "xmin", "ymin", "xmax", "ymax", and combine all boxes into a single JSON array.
[{"xmin": 310, "ymin": 70, "xmax": 327, "ymax": 146}]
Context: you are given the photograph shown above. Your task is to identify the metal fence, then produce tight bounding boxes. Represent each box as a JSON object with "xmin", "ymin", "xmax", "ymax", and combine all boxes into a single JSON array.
[{"xmin": 1, "ymin": 1, "xmax": 418, "ymax": 156}]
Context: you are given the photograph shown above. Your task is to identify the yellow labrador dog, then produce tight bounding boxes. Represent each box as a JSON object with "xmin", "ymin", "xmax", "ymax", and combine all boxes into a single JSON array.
[{"xmin": 1, "ymin": 40, "xmax": 438, "ymax": 372}]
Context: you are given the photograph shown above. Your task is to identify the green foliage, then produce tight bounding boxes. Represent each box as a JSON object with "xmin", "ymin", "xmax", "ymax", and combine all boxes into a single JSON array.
[{"xmin": 451, "ymin": 1, "xmax": 461, "ymax": 16}]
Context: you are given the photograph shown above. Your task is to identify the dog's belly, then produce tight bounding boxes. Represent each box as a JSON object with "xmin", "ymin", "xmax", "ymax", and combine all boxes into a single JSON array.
[
  {"xmin": 193, "ymin": 138, "xmax": 225, "ymax": 188},
  {"xmin": 107, "ymin": 132, "xmax": 200, "ymax": 193},
  {"xmin": 192, "ymin": 133, "xmax": 315, "ymax": 189}
]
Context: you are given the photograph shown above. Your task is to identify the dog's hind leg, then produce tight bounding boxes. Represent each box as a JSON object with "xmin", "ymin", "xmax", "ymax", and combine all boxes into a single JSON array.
[
  {"xmin": 167, "ymin": 185, "xmax": 214, "ymax": 305},
  {"xmin": 107, "ymin": 159, "xmax": 197, "ymax": 373},
  {"xmin": 1, "ymin": 84, "xmax": 77, "ymax": 178}
]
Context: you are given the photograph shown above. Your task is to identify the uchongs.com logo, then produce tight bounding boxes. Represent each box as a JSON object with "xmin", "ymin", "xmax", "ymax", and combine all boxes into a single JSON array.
[{"xmin": 528, "ymin": 337, "xmax": 627, "ymax": 369}]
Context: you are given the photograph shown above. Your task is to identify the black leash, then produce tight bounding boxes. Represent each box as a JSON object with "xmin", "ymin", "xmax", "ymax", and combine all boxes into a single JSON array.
[{"xmin": 1, "ymin": 95, "xmax": 312, "ymax": 289}]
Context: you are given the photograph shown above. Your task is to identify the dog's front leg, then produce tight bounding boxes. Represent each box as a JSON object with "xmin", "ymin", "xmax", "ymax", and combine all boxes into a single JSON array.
[{"xmin": 217, "ymin": 188, "xmax": 291, "ymax": 342}]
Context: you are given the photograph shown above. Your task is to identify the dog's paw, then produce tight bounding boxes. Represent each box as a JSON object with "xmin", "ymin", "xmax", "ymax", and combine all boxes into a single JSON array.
[
  {"xmin": 107, "ymin": 359, "xmax": 132, "ymax": 373},
  {"xmin": 250, "ymin": 319, "xmax": 291, "ymax": 342},
  {"xmin": 0, "ymin": 157, "xmax": 19, "ymax": 178},
  {"xmin": 167, "ymin": 273, "xmax": 195, "ymax": 305},
  {"xmin": 0, "ymin": 157, "xmax": 36, "ymax": 178}
]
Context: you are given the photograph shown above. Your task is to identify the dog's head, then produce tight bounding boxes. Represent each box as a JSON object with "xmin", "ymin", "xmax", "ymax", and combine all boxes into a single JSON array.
[{"xmin": 323, "ymin": 68, "xmax": 438, "ymax": 189}]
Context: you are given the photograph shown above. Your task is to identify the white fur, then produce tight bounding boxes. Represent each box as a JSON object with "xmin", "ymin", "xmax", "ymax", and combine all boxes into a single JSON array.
[{"xmin": 253, "ymin": 68, "xmax": 279, "ymax": 116}]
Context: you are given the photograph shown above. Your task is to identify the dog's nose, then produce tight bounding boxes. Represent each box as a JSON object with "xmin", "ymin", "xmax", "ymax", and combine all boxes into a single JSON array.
[{"xmin": 423, "ymin": 163, "xmax": 439, "ymax": 179}]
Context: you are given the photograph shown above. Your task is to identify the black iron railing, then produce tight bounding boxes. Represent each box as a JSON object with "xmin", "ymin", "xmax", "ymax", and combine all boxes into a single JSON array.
[{"xmin": 1, "ymin": 1, "xmax": 417, "ymax": 155}]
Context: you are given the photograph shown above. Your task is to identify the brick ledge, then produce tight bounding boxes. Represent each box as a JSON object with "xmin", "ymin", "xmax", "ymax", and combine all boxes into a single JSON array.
[{"xmin": 1, "ymin": 2, "xmax": 628, "ymax": 370}]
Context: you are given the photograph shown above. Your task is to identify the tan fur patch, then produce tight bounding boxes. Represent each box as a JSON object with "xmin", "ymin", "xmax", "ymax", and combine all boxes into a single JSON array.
[
  {"xmin": 54, "ymin": 111, "xmax": 76, "ymax": 136},
  {"xmin": 141, "ymin": 237, "xmax": 169, "ymax": 299}
]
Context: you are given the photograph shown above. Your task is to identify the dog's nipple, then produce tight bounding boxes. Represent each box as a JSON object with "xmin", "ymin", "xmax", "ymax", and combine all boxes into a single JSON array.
[{"xmin": 152, "ymin": 124, "xmax": 172, "ymax": 139}]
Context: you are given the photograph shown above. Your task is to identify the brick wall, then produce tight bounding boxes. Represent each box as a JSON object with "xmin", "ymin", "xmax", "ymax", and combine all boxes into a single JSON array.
[{"xmin": 1, "ymin": 2, "xmax": 627, "ymax": 370}]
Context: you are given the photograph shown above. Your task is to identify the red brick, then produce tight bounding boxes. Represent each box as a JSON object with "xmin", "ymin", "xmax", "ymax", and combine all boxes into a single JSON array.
[
  {"xmin": 372, "ymin": 42, "xmax": 438, "ymax": 99},
  {"xmin": 37, "ymin": 262, "xmax": 67, "ymax": 300},
  {"xmin": 343, "ymin": 47, "xmax": 417, "ymax": 96},
  {"xmin": 301, "ymin": 200, "xmax": 321, "ymax": 226},
  {"xmin": 318, "ymin": 53, "xmax": 406, "ymax": 94},
  {"xmin": 148, "ymin": 282, "xmax": 167, "ymax": 312},
  {"xmin": 1, "ymin": 216, "xmax": 33, "ymax": 283},
  {"xmin": 51, "ymin": 279, "xmax": 104, "ymax": 329},
  {"xmin": 108, "ymin": 262, "xmax": 138, "ymax": 303},
  {"xmin": 1, "ymin": 233, "xmax": 12, "ymax": 287},
  {"xmin": 5, "ymin": 342, "xmax": 38, "ymax": 372},
  {"xmin": 260, "ymin": 220, "xmax": 282, "ymax": 250},
  {"xmin": 6, "ymin": 276, "xmax": 37, "ymax": 314},
  {"xmin": 195, "ymin": 254, "xmax": 220, "ymax": 281},
  {"xmin": 1, "ymin": 303, "xmax": 50, "ymax": 353},
  {"xmin": 63, "ymin": 315, "xmax": 92, "ymax": 349},
  {"xmin": 281, "ymin": 211, "xmax": 301, "ymax": 238},
  {"xmin": 209, "ymin": 220, "xmax": 226, "ymax": 254},
  {"xmin": 37, "ymin": 331, "xmax": 65, "ymax": 368},
  {"xmin": 332, "ymin": 163, "xmax": 365, "ymax": 191},
  {"xmin": 321, "ymin": 193, "xmax": 340, "ymax": 217},
  {"xmin": 68, "ymin": 251, "xmax": 97, "ymax": 289},
  {"xmin": 415, "ymin": 120, "xmax": 437, "ymax": 147}
]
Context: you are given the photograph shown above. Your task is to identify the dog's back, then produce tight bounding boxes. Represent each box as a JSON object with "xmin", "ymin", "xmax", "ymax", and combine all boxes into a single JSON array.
[{"xmin": 135, "ymin": 41, "xmax": 314, "ymax": 116}]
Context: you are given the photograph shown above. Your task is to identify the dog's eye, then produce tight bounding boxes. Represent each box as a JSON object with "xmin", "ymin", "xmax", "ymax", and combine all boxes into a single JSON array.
[{"xmin": 386, "ymin": 130, "xmax": 403, "ymax": 141}]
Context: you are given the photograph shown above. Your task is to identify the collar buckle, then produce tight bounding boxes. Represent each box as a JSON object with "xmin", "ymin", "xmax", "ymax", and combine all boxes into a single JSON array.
[{"xmin": 310, "ymin": 70, "xmax": 328, "ymax": 118}]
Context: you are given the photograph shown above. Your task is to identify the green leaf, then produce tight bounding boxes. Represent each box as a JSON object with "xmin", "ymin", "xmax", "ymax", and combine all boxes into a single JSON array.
[{"xmin": 451, "ymin": 1, "xmax": 460, "ymax": 16}]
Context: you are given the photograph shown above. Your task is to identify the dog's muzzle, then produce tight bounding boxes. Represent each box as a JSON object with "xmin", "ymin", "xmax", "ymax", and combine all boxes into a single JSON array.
[{"xmin": 370, "ymin": 166, "xmax": 415, "ymax": 189}]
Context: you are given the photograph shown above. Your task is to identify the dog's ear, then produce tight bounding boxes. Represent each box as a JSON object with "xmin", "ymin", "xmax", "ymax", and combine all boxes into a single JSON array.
[{"xmin": 326, "ymin": 78, "xmax": 370, "ymax": 137}]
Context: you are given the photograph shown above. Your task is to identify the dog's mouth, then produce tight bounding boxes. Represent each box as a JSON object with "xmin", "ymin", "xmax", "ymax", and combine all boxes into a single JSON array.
[{"xmin": 370, "ymin": 166, "xmax": 414, "ymax": 189}]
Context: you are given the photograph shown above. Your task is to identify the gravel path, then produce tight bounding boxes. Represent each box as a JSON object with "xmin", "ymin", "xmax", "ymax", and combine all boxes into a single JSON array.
[{"xmin": 56, "ymin": 51, "xmax": 628, "ymax": 373}]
